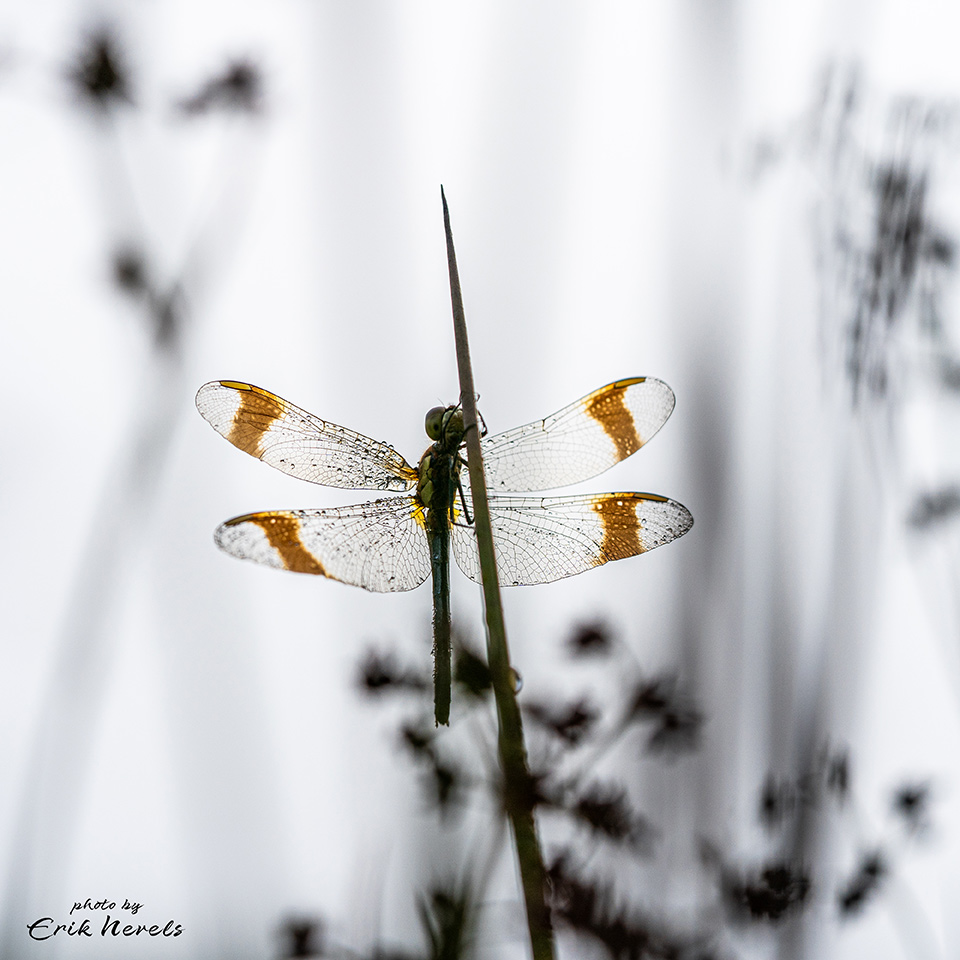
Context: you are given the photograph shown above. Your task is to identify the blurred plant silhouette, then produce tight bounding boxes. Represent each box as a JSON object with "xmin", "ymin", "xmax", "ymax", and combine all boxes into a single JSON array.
[
  {"xmin": 2, "ymin": 22, "xmax": 267, "ymax": 959},
  {"xmin": 810, "ymin": 65, "xmax": 960, "ymax": 453},
  {"xmin": 836, "ymin": 851, "xmax": 885, "ymax": 918},
  {"xmin": 178, "ymin": 58, "xmax": 264, "ymax": 116},
  {"xmin": 906, "ymin": 486, "xmax": 960, "ymax": 531},
  {"xmin": 67, "ymin": 28, "xmax": 133, "ymax": 110},
  {"xmin": 728, "ymin": 60, "xmax": 960, "ymax": 959},
  {"xmin": 323, "ymin": 617, "xmax": 935, "ymax": 959},
  {"xmin": 278, "ymin": 917, "xmax": 325, "ymax": 958},
  {"xmin": 891, "ymin": 782, "xmax": 933, "ymax": 835}
]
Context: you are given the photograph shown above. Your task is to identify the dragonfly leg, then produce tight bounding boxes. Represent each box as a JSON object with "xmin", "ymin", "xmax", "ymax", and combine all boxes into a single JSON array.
[
  {"xmin": 458, "ymin": 408, "xmax": 487, "ymax": 441},
  {"xmin": 454, "ymin": 469, "xmax": 474, "ymax": 526}
]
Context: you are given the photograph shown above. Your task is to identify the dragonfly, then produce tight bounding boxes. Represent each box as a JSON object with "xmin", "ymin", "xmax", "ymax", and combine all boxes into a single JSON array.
[{"xmin": 196, "ymin": 378, "xmax": 693, "ymax": 724}]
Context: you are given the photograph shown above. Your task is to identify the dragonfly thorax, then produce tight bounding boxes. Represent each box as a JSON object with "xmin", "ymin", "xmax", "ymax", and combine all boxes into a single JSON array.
[{"xmin": 417, "ymin": 404, "xmax": 466, "ymax": 531}]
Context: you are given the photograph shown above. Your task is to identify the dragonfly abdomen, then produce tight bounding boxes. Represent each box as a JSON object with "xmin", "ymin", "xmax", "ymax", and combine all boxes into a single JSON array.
[{"xmin": 419, "ymin": 424, "xmax": 464, "ymax": 726}]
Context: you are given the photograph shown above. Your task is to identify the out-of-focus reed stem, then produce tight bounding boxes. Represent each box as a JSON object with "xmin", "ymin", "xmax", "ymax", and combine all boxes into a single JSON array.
[{"xmin": 441, "ymin": 187, "xmax": 555, "ymax": 960}]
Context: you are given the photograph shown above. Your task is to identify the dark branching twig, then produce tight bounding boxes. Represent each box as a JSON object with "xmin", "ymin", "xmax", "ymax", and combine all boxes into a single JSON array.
[
  {"xmin": 453, "ymin": 644, "xmax": 493, "ymax": 700},
  {"xmin": 178, "ymin": 59, "xmax": 264, "ymax": 115},
  {"xmin": 566, "ymin": 620, "xmax": 615, "ymax": 657},
  {"xmin": 547, "ymin": 854, "xmax": 710, "ymax": 960},
  {"xmin": 524, "ymin": 698, "xmax": 599, "ymax": 746},
  {"xmin": 703, "ymin": 847, "xmax": 812, "ymax": 925},
  {"xmin": 357, "ymin": 648, "xmax": 429, "ymax": 695},
  {"xmin": 836, "ymin": 851, "xmax": 886, "ymax": 918}
]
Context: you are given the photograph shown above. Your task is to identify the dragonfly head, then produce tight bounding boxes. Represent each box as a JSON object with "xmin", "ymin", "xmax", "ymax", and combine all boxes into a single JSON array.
[{"xmin": 425, "ymin": 405, "xmax": 464, "ymax": 444}]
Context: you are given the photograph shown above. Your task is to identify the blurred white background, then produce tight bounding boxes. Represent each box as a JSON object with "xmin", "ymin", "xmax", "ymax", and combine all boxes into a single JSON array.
[{"xmin": 3, "ymin": 2, "xmax": 960, "ymax": 958}]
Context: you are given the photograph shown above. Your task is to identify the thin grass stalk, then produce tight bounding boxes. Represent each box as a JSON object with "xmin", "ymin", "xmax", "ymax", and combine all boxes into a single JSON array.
[{"xmin": 441, "ymin": 187, "xmax": 555, "ymax": 960}]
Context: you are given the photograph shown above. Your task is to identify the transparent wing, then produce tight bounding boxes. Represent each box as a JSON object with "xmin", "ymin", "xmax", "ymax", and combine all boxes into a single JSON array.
[
  {"xmin": 197, "ymin": 381, "xmax": 418, "ymax": 492},
  {"xmin": 476, "ymin": 378, "xmax": 676, "ymax": 492},
  {"xmin": 451, "ymin": 492, "xmax": 692, "ymax": 586},
  {"xmin": 214, "ymin": 496, "xmax": 430, "ymax": 593}
]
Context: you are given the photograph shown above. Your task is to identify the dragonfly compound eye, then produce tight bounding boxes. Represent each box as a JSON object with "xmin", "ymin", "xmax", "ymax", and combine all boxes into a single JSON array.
[{"xmin": 425, "ymin": 406, "xmax": 446, "ymax": 440}]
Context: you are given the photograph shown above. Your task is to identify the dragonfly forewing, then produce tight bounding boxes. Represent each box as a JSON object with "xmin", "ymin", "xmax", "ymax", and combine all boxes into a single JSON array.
[
  {"xmin": 477, "ymin": 378, "xmax": 676, "ymax": 492},
  {"xmin": 197, "ymin": 381, "xmax": 419, "ymax": 492}
]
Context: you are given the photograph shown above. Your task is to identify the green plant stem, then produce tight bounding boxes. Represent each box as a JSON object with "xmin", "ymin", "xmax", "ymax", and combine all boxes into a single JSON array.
[{"xmin": 441, "ymin": 187, "xmax": 555, "ymax": 960}]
